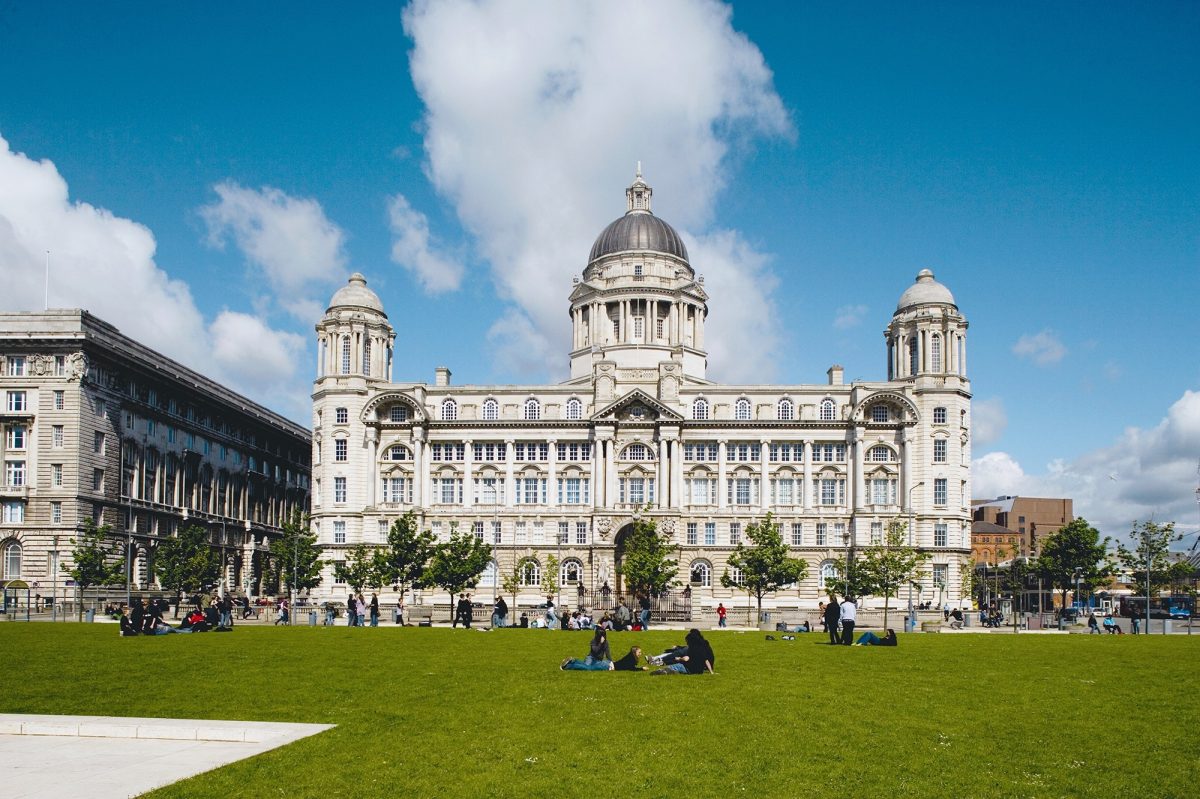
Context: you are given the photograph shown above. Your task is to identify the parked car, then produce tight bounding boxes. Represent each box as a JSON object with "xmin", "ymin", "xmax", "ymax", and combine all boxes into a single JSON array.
[{"xmin": 1169, "ymin": 606, "xmax": 1191, "ymax": 620}]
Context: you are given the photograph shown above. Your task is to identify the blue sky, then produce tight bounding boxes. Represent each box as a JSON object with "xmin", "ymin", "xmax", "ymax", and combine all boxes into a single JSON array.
[{"xmin": 1, "ymin": 1, "xmax": 1197, "ymax": 541}]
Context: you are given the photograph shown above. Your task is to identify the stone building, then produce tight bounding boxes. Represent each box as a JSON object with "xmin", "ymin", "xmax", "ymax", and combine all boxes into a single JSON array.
[
  {"xmin": 310, "ymin": 170, "xmax": 974, "ymax": 615},
  {"xmin": 0, "ymin": 310, "xmax": 311, "ymax": 603}
]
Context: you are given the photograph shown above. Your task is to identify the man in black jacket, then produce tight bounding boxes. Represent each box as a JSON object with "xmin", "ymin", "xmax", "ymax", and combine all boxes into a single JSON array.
[{"xmin": 823, "ymin": 595, "xmax": 841, "ymax": 645}]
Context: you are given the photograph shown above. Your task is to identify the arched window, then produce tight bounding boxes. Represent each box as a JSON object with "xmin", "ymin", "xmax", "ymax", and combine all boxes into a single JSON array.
[
  {"xmin": 867, "ymin": 445, "xmax": 892, "ymax": 463},
  {"xmin": 440, "ymin": 399, "xmax": 458, "ymax": 421},
  {"xmin": 819, "ymin": 399, "xmax": 836, "ymax": 421},
  {"xmin": 389, "ymin": 404, "xmax": 409, "ymax": 422},
  {"xmin": 734, "ymin": 398, "xmax": 751, "ymax": 420},
  {"xmin": 565, "ymin": 398, "xmax": 582, "ymax": 421},
  {"xmin": 561, "ymin": 559, "xmax": 583, "ymax": 585},
  {"xmin": 386, "ymin": 445, "xmax": 411, "ymax": 461},
  {"xmin": 479, "ymin": 560, "xmax": 498, "ymax": 588},
  {"xmin": 690, "ymin": 560, "xmax": 712, "ymax": 588},
  {"xmin": 340, "ymin": 336, "xmax": 351, "ymax": 375},
  {"xmin": 728, "ymin": 566, "xmax": 744, "ymax": 586},
  {"xmin": 523, "ymin": 398, "xmax": 541, "ymax": 421},
  {"xmin": 482, "ymin": 398, "xmax": 499, "ymax": 421},
  {"xmin": 520, "ymin": 559, "xmax": 541, "ymax": 587},
  {"xmin": 909, "ymin": 338, "xmax": 919, "ymax": 376},
  {"xmin": 692, "ymin": 398, "xmax": 709, "ymax": 420},
  {"xmin": 622, "ymin": 443, "xmax": 652, "ymax": 461},
  {"xmin": 870, "ymin": 404, "xmax": 890, "ymax": 423},
  {"xmin": 931, "ymin": 334, "xmax": 942, "ymax": 372},
  {"xmin": 362, "ymin": 337, "xmax": 372, "ymax": 375},
  {"xmin": 777, "ymin": 398, "xmax": 795, "ymax": 421},
  {"xmin": 819, "ymin": 561, "xmax": 840, "ymax": 590},
  {"xmin": 2, "ymin": 541, "xmax": 20, "ymax": 579}
]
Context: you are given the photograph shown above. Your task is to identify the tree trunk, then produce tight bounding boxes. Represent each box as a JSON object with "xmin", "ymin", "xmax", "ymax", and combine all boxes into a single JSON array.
[{"xmin": 883, "ymin": 594, "xmax": 890, "ymax": 631}]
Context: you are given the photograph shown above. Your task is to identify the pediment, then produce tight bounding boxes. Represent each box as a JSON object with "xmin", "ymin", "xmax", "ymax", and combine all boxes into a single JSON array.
[{"xmin": 591, "ymin": 388, "xmax": 683, "ymax": 423}]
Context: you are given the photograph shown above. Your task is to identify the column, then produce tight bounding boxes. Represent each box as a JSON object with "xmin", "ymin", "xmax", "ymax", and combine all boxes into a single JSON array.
[
  {"xmin": 504, "ymin": 439, "xmax": 515, "ymax": 508},
  {"xmin": 546, "ymin": 439, "xmax": 557, "ymax": 508},
  {"xmin": 463, "ymin": 439, "xmax": 474, "ymax": 509},
  {"xmin": 412, "ymin": 428, "xmax": 426, "ymax": 508},
  {"xmin": 366, "ymin": 428, "xmax": 378, "ymax": 507},
  {"xmin": 592, "ymin": 434, "xmax": 604, "ymax": 509},
  {"xmin": 605, "ymin": 440, "xmax": 617, "ymax": 506},
  {"xmin": 759, "ymin": 438, "xmax": 770, "ymax": 512},
  {"xmin": 802, "ymin": 440, "xmax": 813, "ymax": 510},
  {"xmin": 852, "ymin": 428, "xmax": 865, "ymax": 511},
  {"xmin": 717, "ymin": 440, "xmax": 728, "ymax": 509},
  {"xmin": 656, "ymin": 439, "xmax": 667, "ymax": 508},
  {"xmin": 670, "ymin": 439, "xmax": 683, "ymax": 510}
]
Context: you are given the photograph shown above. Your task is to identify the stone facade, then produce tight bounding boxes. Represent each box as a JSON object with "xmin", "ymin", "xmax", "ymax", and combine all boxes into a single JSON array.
[
  {"xmin": 0, "ymin": 310, "xmax": 311, "ymax": 602},
  {"xmin": 311, "ymin": 172, "xmax": 973, "ymax": 614}
]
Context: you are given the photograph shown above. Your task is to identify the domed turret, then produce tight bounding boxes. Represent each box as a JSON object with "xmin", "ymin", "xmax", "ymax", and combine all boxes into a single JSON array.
[
  {"xmin": 316, "ymin": 273, "xmax": 395, "ymax": 383},
  {"xmin": 587, "ymin": 166, "xmax": 689, "ymax": 266},
  {"xmin": 328, "ymin": 272, "xmax": 386, "ymax": 316},
  {"xmin": 885, "ymin": 269, "xmax": 968, "ymax": 381},
  {"xmin": 896, "ymin": 269, "xmax": 956, "ymax": 312}
]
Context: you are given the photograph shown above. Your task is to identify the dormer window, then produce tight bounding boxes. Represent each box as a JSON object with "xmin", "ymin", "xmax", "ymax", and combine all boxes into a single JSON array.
[
  {"xmin": 692, "ymin": 398, "xmax": 709, "ymax": 420},
  {"xmin": 633, "ymin": 264, "xmax": 644, "ymax": 280},
  {"xmin": 734, "ymin": 398, "xmax": 751, "ymax": 420},
  {"xmin": 819, "ymin": 399, "xmax": 836, "ymax": 421},
  {"xmin": 482, "ymin": 398, "xmax": 499, "ymax": 421}
]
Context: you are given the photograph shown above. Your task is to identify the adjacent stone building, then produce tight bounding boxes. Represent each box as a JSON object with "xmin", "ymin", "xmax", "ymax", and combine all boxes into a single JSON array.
[
  {"xmin": 310, "ymin": 171, "xmax": 974, "ymax": 614},
  {"xmin": 0, "ymin": 310, "xmax": 311, "ymax": 603}
]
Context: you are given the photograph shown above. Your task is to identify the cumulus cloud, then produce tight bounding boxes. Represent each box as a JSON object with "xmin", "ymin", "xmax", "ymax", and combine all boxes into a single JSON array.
[
  {"xmin": 971, "ymin": 397, "xmax": 1008, "ymax": 446},
  {"xmin": 0, "ymin": 134, "xmax": 310, "ymax": 418},
  {"xmin": 388, "ymin": 194, "xmax": 464, "ymax": 293},
  {"xmin": 201, "ymin": 181, "xmax": 347, "ymax": 318},
  {"xmin": 402, "ymin": 0, "xmax": 793, "ymax": 380},
  {"xmin": 833, "ymin": 304, "xmax": 868, "ymax": 331},
  {"xmin": 1012, "ymin": 329, "xmax": 1067, "ymax": 366},
  {"xmin": 972, "ymin": 390, "xmax": 1200, "ymax": 541}
]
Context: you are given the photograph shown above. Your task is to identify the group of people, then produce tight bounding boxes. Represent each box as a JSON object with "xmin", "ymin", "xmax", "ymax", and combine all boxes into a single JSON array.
[
  {"xmin": 819, "ymin": 594, "xmax": 897, "ymax": 646},
  {"xmin": 1088, "ymin": 612, "xmax": 1125, "ymax": 635},
  {"xmin": 119, "ymin": 593, "xmax": 235, "ymax": 636},
  {"xmin": 559, "ymin": 627, "xmax": 716, "ymax": 674},
  {"xmin": 331, "ymin": 592, "xmax": 381, "ymax": 627}
]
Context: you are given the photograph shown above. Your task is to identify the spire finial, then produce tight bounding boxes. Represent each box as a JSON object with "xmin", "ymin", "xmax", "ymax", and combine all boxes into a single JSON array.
[{"xmin": 636, "ymin": 160, "xmax": 642, "ymax": 179}]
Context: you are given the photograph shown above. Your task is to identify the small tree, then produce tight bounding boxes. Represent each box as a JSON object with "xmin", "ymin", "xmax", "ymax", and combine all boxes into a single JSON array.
[
  {"xmin": 501, "ymin": 561, "xmax": 524, "ymax": 613},
  {"xmin": 720, "ymin": 513, "xmax": 807, "ymax": 618},
  {"xmin": 1033, "ymin": 518, "xmax": 1111, "ymax": 611},
  {"xmin": 542, "ymin": 554, "xmax": 561, "ymax": 605},
  {"xmin": 154, "ymin": 523, "xmax": 220, "ymax": 617},
  {"xmin": 63, "ymin": 517, "xmax": 125, "ymax": 620},
  {"xmin": 270, "ymin": 513, "xmax": 325, "ymax": 598},
  {"xmin": 373, "ymin": 511, "xmax": 435, "ymax": 605},
  {"xmin": 618, "ymin": 516, "xmax": 679, "ymax": 599},
  {"xmin": 852, "ymin": 518, "xmax": 929, "ymax": 629},
  {"xmin": 334, "ymin": 545, "xmax": 382, "ymax": 594},
  {"xmin": 1118, "ymin": 520, "xmax": 1183, "ymax": 599},
  {"xmin": 423, "ymin": 525, "xmax": 492, "ymax": 623}
]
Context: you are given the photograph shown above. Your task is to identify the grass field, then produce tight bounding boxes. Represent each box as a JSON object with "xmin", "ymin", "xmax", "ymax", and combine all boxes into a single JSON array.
[{"xmin": 1, "ymin": 624, "xmax": 1196, "ymax": 798}]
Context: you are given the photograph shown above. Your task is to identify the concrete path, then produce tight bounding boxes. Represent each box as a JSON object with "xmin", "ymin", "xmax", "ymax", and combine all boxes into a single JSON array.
[{"xmin": 0, "ymin": 714, "xmax": 334, "ymax": 799}]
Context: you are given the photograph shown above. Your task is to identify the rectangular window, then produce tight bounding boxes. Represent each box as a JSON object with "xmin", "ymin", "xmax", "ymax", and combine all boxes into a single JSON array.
[
  {"xmin": 6, "ymin": 391, "xmax": 26, "ymax": 412},
  {"xmin": 2, "ymin": 500, "xmax": 24, "ymax": 523},
  {"xmin": 686, "ymin": 522, "xmax": 698, "ymax": 545},
  {"xmin": 474, "ymin": 521, "xmax": 486, "ymax": 542},
  {"xmin": 816, "ymin": 478, "xmax": 845, "ymax": 506},
  {"xmin": 816, "ymin": 522, "xmax": 827, "ymax": 546},
  {"xmin": 6, "ymin": 356, "xmax": 25, "ymax": 376},
  {"xmin": 933, "ymin": 407, "xmax": 947, "ymax": 424},
  {"xmin": 683, "ymin": 443, "xmax": 719, "ymax": 462},
  {"xmin": 791, "ymin": 523, "xmax": 803, "ymax": 546},
  {"xmin": 53, "ymin": 390, "xmax": 64, "ymax": 410},
  {"xmin": 431, "ymin": 443, "xmax": 466, "ymax": 461},
  {"xmin": 334, "ymin": 476, "xmax": 347, "ymax": 503},
  {"xmin": 333, "ymin": 521, "xmax": 346, "ymax": 544},
  {"xmin": 871, "ymin": 521, "xmax": 883, "ymax": 544},
  {"xmin": 769, "ymin": 444, "xmax": 804, "ymax": 462},
  {"xmin": 727, "ymin": 443, "xmax": 761, "ymax": 462},
  {"xmin": 52, "ymin": 463, "xmax": 63, "ymax": 487},
  {"xmin": 519, "ymin": 477, "xmax": 545, "ymax": 504},
  {"xmin": 934, "ymin": 478, "xmax": 947, "ymax": 506},
  {"xmin": 626, "ymin": 478, "xmax": 645, "ymax": 505},
  {"xmin": 533, "ymin": 521, "xmax": 545, "ymax": 544},
  {"xmin": 730, "ymin": 523, "xmax": 741, "ymax": 545},
  {"xmin": 474, "ymin": 477, "xmax": 504, "ymax": 504},
  {"xmin": 54, "ymin": 355, "xmax": 66, "ymax": 376},
  {"xmin": 378, "ymin": 519, "xmax": 388, "ymax": 539},
  {"xmin": 5, "ymin": 425, "xmax": 26, "ymax": 449},
  {"xmin": 50, "ymin": 501, "xmax": 62, "ymax": 524},
  {"xmin": 4, "ymin": 460, "xmax": 26, "ymax": 487},
  {"xmin": 493, "ymin": 521, "xmax": 503, "ymax": 545},
  {"xmin": 557, "ymin": 521, "xmax": 569, "ymax": 545},
  {"xmin": 704, "ymin": 522, "xmax": 716, "ymax": 546},
  {"xmin": 515, "ymin": 521, "xmax": 527, "ymax": 545},
  {"xmin": 834, "ymin": 522, "xmax": 846, "ymax": 546},
  {"xmin": 439, "ymin": 478, "xmax": 464, "ymax": 504},
  {"xmin": 382, "ymin": 477, "xmax": 411, "ymax": 504},
  {"xmin": 870, "ymin": 478, "xmax": 897, "ymax": 506},
  {"xmin": 335, "ymin": 439, "xmax": 348, "ymax": 461},
  {"xmin": 92, "ymin": 468, "xmax": 104, "ymax": 491},
  {"xmin": 933, "ymin": 439, "xmax": 947, "ymax": 463},
  {"xmin": 934, "ymin": 523, "xmax": 948, "ymax": 547},
  {"xmin": 575, "ymin": 521, "xmax": 588, "ymax": 545},
  {"xmin": 513, "ymin": 443, "xmax": 549, "ymax": 461},
  {"xmin": 772, "ymin": 478, "xmax": 794, "ymax": 505},
  {"xmin": 633, "ymin": 316, "xmax": 644, "ymax": 339},
  {"xmin": 932, "ymin": 564, "xmax": 948, "ymax": 587},
  {"xmin": 555, "ymin": 443, "xmax": 592, "ymax": 461}
]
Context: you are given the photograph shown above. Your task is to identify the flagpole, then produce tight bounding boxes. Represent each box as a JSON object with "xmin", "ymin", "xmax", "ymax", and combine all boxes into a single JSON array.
[{"xmin": 44, "ymin": 250, "xmax": 50, "ymax": 310}]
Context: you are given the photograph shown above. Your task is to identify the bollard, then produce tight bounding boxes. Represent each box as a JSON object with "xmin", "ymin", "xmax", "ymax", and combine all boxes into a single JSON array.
[
  {"xmin": 308, "ymin": 611, "xmax": 318, "ymax": 627},
  {"xmin": 84, "ymin": 608, "xmax": 95, "ymax": 623}
]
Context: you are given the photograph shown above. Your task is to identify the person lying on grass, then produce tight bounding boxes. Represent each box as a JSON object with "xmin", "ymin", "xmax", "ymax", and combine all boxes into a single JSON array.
[
  {"xmin": 650, "ymin": 629, "xmax": 715, "ymax": 675},
  {"xmin": 561, "ymin": 627, "xmax": 613, "ymax": 670},
  {"xmin": 853, "ymin": 629, "xmax": 897, "ymax": 646}
]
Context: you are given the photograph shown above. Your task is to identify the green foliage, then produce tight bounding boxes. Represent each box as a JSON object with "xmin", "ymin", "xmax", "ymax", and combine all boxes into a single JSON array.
[
  {"xmin": 154, "ymin": 524, "xmax": 220, "ymax": 609},
  {"xmin": 424, "ymin": 524, "xmax": 492, "ymax": 617},
  {"xmin": 1117, "ymin": 520, "xmax": 1183, "ymax": 597},
  {"xmin": 501, "ymin": 562, "xmax": 523, "ymax": 608},
  {"xmin": 373, "ymin": 511, "xmax": 435, "ymax": 598},
  {"xmin": 541, "ymin": 554, "xmax": 560, "ymax": 601},
  {"xmin": 63, "ymin": 517, "xmax": 126, "ymax": 590},
  {"xmin": 270, "ymin": 513, "xmax": 325, "ymax": 594},
  {"xmin": 720, "ymin": 513, "xmax": 807, "ymax": 614},
  {"xmin": 851, "ymin": 518, "xmax": 930, "ymax": 629},
  {"xmin": 334, "ymin": 545, "xmax": 381, "ymax": 593},
  {"xmin": 617, "ymin": 516, "xmax": 678, "ymax": 598},
  {"xmin": 1033, "ymin": 517, "xmax": 1111, "ymax": 608}
]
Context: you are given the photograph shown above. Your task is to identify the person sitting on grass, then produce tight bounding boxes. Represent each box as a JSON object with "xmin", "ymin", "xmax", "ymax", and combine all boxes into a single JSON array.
[
  {"xmin": 119, "ymin": 605, "xmax": 139, "ymax": 636},
  {"xmin": 560, "ymin": 627, "xmax": 614, "ymax": 671},
  {"xmin": 854, "ymin": 629, "xmax": 898, "ymax": 646},
  {"xmin": 651, "ymin": 629, "xmax": 715, "ymax": 675},
  {"xmin": 613, "ymin": 646, "xmax": 648, "ymax": 671}
]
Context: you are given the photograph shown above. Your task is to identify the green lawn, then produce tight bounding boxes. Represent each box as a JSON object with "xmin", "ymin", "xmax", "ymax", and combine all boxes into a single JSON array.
[{"xmin": 1, "ymin": 624, "xmax": 1196, "ymax": 798}]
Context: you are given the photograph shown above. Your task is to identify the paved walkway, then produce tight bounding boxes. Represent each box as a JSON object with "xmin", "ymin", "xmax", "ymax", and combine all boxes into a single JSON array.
[{"xmin": 0, "ymin": 714, "xmax": 334, "ymax": 799}]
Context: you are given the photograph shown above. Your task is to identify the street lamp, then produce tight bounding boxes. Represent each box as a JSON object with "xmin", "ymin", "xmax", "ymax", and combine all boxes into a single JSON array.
[
  {"xmin": 1073, "ymin": 567, "xmax": 1082, "ymax": 616},
  {"xmin": 842, "ymin": 526, "xmax": 855, "ymax": 600}
]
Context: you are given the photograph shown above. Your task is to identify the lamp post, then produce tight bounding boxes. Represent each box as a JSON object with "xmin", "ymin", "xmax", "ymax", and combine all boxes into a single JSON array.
[
  {"xmin": 1073, "ymin": 567, "xmax": 1082, "ymax": 616},
  {"xmin": 51, "ymin": 535, "xmax": 59, "ymax": 622},
  {"xmin": 842, "ymin": 526, "xmax": 855, "ymax": 600}
]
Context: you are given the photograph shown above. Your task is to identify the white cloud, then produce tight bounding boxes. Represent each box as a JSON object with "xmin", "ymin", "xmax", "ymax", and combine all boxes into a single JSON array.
[
  {"xmin": 1012, "ymin": 329, "xmax": 1067, "ymax": 366},
  {"xmin": 200, "ymin": 181, "xmax": 347, "ymax": 317},
  {"xmin": 387, "ymin": 194, "xmax": 464, "ymax": 293},
  {"xmin": 972, "ymin": 390, "xmax": 1200, "ymax": 541},
  {"xmin": 0, "ymin": 134, "xmax": 311, "ymax": 420},
  {"xmin": 971, "ymin": 397, "xmax": 1008, "ymax": 446},
  {"xmin": 402, "ymin": 0, "xmax": 792, "ymax": 380},
  {"xmin": 833, "ymin": 304, "xmax": 868, "ymax": 330}
]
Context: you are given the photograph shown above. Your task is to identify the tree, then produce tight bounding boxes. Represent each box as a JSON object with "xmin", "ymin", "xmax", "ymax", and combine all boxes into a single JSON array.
[
  {"xmin": 334, "ymin": 545, "xmax": 382, "ymax": 594},
  {"xmin": 63, "ymin": 517, "xmax": 125, "ymax": 620},
  {"xmin": 999, "ymin": 556, "xmax": 1033, "ymax": 633},
  {"xmin": 541, "ymin": 554, "xmax": 561, "ymax": 603},
  {"xmin": 501, "ymin": 562, "xmax": 524, "ymax": 613},
  {"xmin": 1118, "ymin": 520, "xmax": 1183, "ymax": 599},
  {"xmin": 719, "ymin": 513, "xmax": 807, "ymax": 617},
  {"xmin": 423, "ymin": 525, "xmax": 492, "ymax": 623},
  {"xmin": 1033, "ymin": 517, "xmax": 1111, "ymax": 611},
  {"xmin": 373, "ymin": 511, "xmax": 435, "ymax": 604},
  {"xmin": 851, "ymin": 518, "xmax": 929, "ymax": 630},
  {"xmin": 270, "ymin": 513, "xmax": 325, "ymax": 596},
  {"xmin": 618, "ymin": 516, "xmax": 679, "ymax": 599},
  {"xmin": 154, "ymin": 523, "xmax": 220, "ymax": 617}
]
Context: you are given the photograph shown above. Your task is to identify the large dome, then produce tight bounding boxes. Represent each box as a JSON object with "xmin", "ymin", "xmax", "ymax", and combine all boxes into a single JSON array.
[
  {"xmin": 588, "ymin": 212, "xmax": 689, "ymax": 264},
  {"xmin": 328, "ymin": 273, "xmax": 385, "ymax": 316},
  {"xmin": 896, "ymin": 269, "xmax": 956, "ymax": 311}
]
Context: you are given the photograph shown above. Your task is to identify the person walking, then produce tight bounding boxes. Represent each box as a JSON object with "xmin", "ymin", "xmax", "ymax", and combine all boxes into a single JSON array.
[
  {"xmin": 823, "ymin": 596, "xmax": 841, "ymax": 645},
  {"xmin": 454, "ymin": 593, "xmax": 467, "ymax": 628},
  {"xmin": 639, "ymin": 594, "xmax": 652, "ymax": 631},
  {"xmin": 838, "ymin": 596, "xmax": 857, "ymax": 645},
  {"xmin": 346, "ymin": 592, "xmax": 357, "ymax": 626},
  {"xmin": 717, "ymin": 602, "xmax": 727, "ymax": 628},
  {"xmin": 369, "ymin": 593, "xmax": 380, "ymax": 627},
  {"xmin": 493, "ymin": 595, "xmax": 508, "ymax": 628},
  {"xmin": 463, "ymin": 593, "xmax": 474, "ymax": 629}
]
